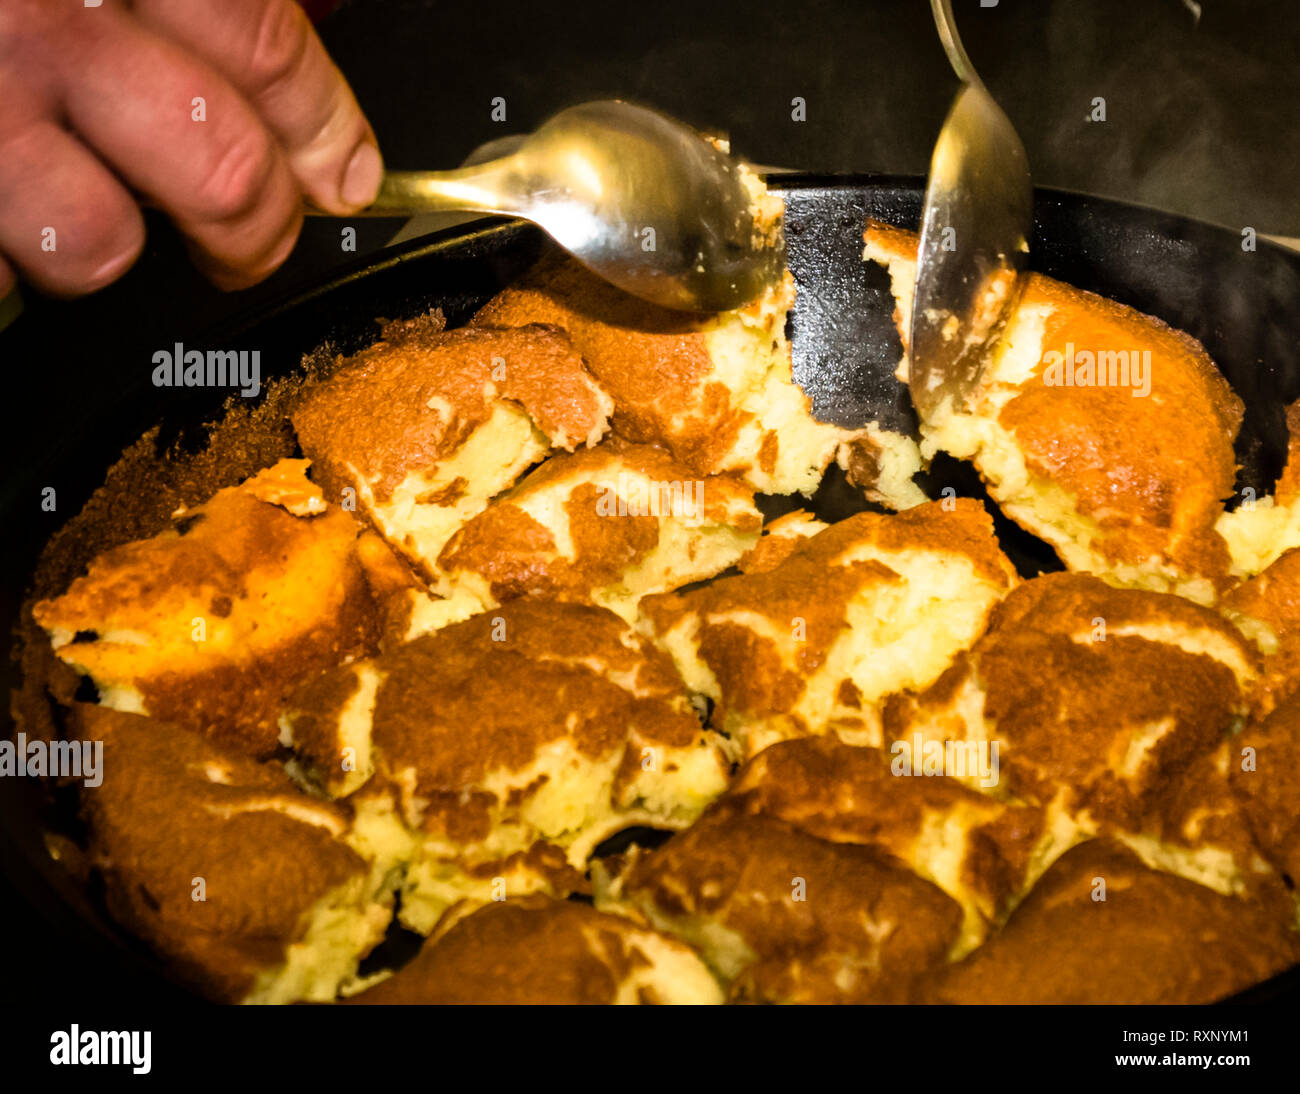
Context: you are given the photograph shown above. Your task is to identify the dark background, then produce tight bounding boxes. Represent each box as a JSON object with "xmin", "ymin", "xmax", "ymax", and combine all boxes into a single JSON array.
[{"xmin": 2, "ymin": 0, "xmax": 1299, "ymax": 1009}]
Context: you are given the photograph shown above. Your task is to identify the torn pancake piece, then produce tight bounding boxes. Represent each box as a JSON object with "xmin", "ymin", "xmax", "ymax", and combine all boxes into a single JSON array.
[
  {"xmin": 1217, "ymin": 400, "xmax": 1300, "ymax": 576},
  {"xmin": 280, "ymin": 599, "xmax": 732, "ymax": 934},
  {"xmin": 865, "ymin": 221, "xmax": 1243, "ymax": 602},
  {"xmin": 713, "ymin": 737, "xmax": 1049, "ymax": 955},
  {"xmin": 1065, "ymin": 728, "xmax": 1284, "ymax": 917},
  {"xmin": 1229, "ymin": 691, "xmax": 1300, "ymax": 889},
  {"xmin": 918, "ymin": 838, "xmax": 1299, "ymax": 1004},
  {"xmin": 836, "ymin": 423, "xmax": 927, "ymax": 511},
  {"xmin": 291, "ymin": 315, "xmax": 613, "ymax": 578},
  {"xmin": 417, "ymin": 439, "xmax": 762, "ymax": 629},
  {"xmin": 639, "ymin": 498, "xmax": 1018, "ymax": 758},
  {"xmin": 1220, "ymin": 545, "xmax": 1300, "ymax": 713},
  {"xmin": 597, "ymin": 810, "xmax": 962, "ymax": 1003},
  {"xmin": 32, "ymin": 459, "xmax": 379, "ymax": 757},
  {"xmin": 349, "ymin": 895, "xmax": 722, "ymax": 1004},
  {"xmin": 71, "ymin": 705, "xmax": 397, "ymax": 1005},
  {"xmin": 736, "ymin": 509, "xmax": 828, "ymax": 574},
  {"xmin": 472, "ymin": 255, "xmax": 916, "ymax": 502},
  {"xmin": 884, "ymin": 572, "xmax": 1257, "ymax": 832}
]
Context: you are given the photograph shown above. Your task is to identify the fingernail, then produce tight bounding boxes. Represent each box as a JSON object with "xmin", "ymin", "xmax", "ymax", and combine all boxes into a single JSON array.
[
  {"xmin": 341, "ymin": 141, "xmax": 383, "ymax": 208},
  {"xmin": 84, "ymin": 248, "xmax": 140, "ymax": 293}
]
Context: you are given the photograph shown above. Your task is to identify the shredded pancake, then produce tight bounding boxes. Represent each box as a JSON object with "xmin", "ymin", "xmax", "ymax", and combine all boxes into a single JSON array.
[
  {"xmin": 292, "ymin": 315, "xmax": 613, "ymax": 578},
  {"xmin": 349, "ymin": 895, "xmax": 722, "ymax": 1004},
  {"xmin": 32, "ymin": 459, "xmax": 382, "ymax": 757},
  {"xmin": 865, "ymin": 221, "xmax": 1243, "ymax": 602},
  {"xmin": 639, "ymin": 498, "xmax": 1018, "ymax": 758},
  {"xmin": 280, "ymin": 598, "xmax": 731, "ymax": 934}
]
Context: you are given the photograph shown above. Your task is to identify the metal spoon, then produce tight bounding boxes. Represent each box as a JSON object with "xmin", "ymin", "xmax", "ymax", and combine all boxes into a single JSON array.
[
  {"xmin": 908, "ymin": 0, "xmax": 1033, "ymax": 419},
  {"xmin": 316, "ymin": 100, "xmax": 785, "ymax": 313}
]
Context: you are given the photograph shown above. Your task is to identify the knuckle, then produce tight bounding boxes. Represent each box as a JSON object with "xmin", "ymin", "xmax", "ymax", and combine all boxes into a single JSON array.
[
  {"xmin": 196, "ymin": 124, "xmax": 278, "ymax": 221},
  {"xmin": 246, "ymin": 0, "xmax": 312, "ymax": 96}
]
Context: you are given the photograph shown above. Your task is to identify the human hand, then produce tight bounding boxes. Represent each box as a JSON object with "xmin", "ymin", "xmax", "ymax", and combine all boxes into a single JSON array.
[{"xmin": 0, "ymin": 0, "xmax": 381, "ymax": 297}]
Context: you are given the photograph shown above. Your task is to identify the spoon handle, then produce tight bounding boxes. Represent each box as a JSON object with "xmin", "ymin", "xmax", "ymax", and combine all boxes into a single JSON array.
[
  {"xmin": 930, "ymin": 0, "xmax": 981, "ymax": 87},
  {"xmin": 304, "ymin": 163, "xmax": 521, "ymax": 218}
]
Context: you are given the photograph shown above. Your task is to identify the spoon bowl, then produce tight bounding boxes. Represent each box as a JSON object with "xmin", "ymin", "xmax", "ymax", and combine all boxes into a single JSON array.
[
  {"xmin": 909, "ymin": 0, "xmax": 1033, "ymax": 418},
  {"xmin": 338, "ymin": 101, "xmax": 786, "ymax": 313}
]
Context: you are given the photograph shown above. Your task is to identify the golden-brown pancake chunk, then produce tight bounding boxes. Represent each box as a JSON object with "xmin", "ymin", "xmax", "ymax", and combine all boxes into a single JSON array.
[
  {"xmin": 71, "ymin": 706, "xmax": 396, "ymax": 1004},
  {"xmin": 473, "ymin": 255, "xmax": 923, "ymax": 506},
  {"xmin": 1221, "ymin": 546, "xmax": 1300, "ymax": 713},
  {"xmin": 918, "ymin": 839, "xmax": 1299, "ymax": 1004},
  {"xmin": 835, "ymin": 423, "xmax": 928, "ymax": 511},
  {"xmin": 736, "ymin": 509, "xmax": 828, "ymax": 574},
  {"xmin": 1121, "ymin": 737, "xmax": 1281, "ymax": 902},
  {"xmin": 1229, "ymin": 692, "xmax": 1300, "ymax": 887},
  {"xmin": 884, "ymin": 572, "xmax": 1257, "ymax": 832},
  {"xmin": 291, "ymin": 314, "xmax": 613, "ymax": 577},
  {"xmin": 599, "ymin": 811, "xmax": 963, "ymax": 1003},
  {"xmin": 714, "ymin": 738, "xmax": 1047, "ymax": 954},
  {"xmin": 639, "ymin": 498, "xmax": 1018, "ymax": 759},
  {"xmin": 349, "ymin": 896, "xmax": 722, "ymax": 1004},
  {"xmin": 413, "ymin": 439, "xmax": 762, "ymax": 630},
  {"xmin": 280, "ymin": 599, "xmax": 732, "ymax": 934},
  {"xmin": 865, "ymin": 221, "xmax": 1243, "ymax": 602},
  {"xmin": 32, "ymin": 459, "xmax": 380, "ymax": 757}
]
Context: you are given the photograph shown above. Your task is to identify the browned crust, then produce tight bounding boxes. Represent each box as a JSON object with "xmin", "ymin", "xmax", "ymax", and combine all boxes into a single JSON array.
[
  {"xmin": 71, "ymin": 705, "xmax": 367, "ymax": 1002},
  {"xmin": 715, "ymin": 737, "xmax": 1045, "ymax": 919},
  {"xmin": 620, "ymin": 811, "xmax": 962, "ymax": 1003},
  {"xmin": 738, "ymin": 511, "xmax": 822, "ymax": 574},
  {"xmin": 1141, "ymin": 740, "xmax": 1267, "ymax": 888},
  {"xmin": 647, "ymin": 500, "xmax": 1013, "ymax": 632},
  {"xmin": 645, "ymin": 555, "xmax": 899, "ymax": 723},
  {"xmin": 862, "ymin": 219, "xmax": 918, "ymax": 264},
  {"xmin": 885, "ymin": 572, "xmax": 1254, "ymax": 827},
  {"xmin": 1229, "ymin": 692, "xmax": 1300, "ymax": 886},
  {"xmin": 286, "ymin": 599, "xmax": 711, "ymax": 826},
  {"xmin": 1275, "ymin": 399, "xmax": 1300, "ymax": 506},
  {"xmin": 471, "ymin": 257, "xmax": 759, "ymax": 478},
  {"xmin": 31, "ymin": 462, "xmax": 381, "ymax": 757},
  {"xmin": 864, "ymin": 220, "xmax": 1242, "ymax": 579},
  {"xmin": 918, "ymin": 839, "xmax": 1300, "ymax": 1004},
  {"xmin": 641, "ymin": 500, "xmax": 1014, "ymax": 726},
  {"xmin": 989, "ymin": 569, "xmax": 1251, "ymax": 642},
  {"xmin": 437, "ymin": 439, "xmax": 758, "ymax": 602},
  {"xmin": 352, "ymin": 529, "xmax": 426, "ymax": 649},
  {"xmin": 11, "ymin": 343, "xmax": 354, "ymax": 753},
  {"xmin": 1222, "ymin": 546, "xmax": 1300, "ymax": 713},
  {"xmin": 348, "ymin": 896, "xmax": 673, "ymax": 1004},
  {"xmin": 1000, "ymin": 274, "xmax": 1241, "ymax": 575},
  {"xmin": 292, "ymin": 315, "xmax": 609, "ymax": 503},
  {"xmin": 830, "ymin": 498, "xmax": 1016, "ymax": 586}
]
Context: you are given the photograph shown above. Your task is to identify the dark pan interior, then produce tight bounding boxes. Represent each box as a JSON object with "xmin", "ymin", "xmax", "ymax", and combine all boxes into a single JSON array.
[{"xmin": 3, "ymin": 175, "xmax": 1299, "ymax": 1003}]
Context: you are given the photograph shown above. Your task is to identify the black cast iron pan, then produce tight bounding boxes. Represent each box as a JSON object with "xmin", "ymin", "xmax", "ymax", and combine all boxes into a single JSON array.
[{"xmin": 3, "ymin": 175, "xmax": 1299, "ymax": 1005}]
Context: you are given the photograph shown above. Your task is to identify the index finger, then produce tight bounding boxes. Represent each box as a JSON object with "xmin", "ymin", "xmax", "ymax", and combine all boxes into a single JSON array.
[
  {"xmin": 56, "ymin": 5, "xmax": 304, "ymax": 288},
  {"xmin": 133, "ymin": 0, "xmax": 383, "ymax": 214}
]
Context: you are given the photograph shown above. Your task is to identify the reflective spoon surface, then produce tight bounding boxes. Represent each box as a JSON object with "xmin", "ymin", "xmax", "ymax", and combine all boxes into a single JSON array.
[
  {"xmin": 320, "ymin": 100, "xmax": 785, "ymax": 313},
  {"xmin": 909, "ymin": 0, "xmax": 1033, "ymax": 419}
]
